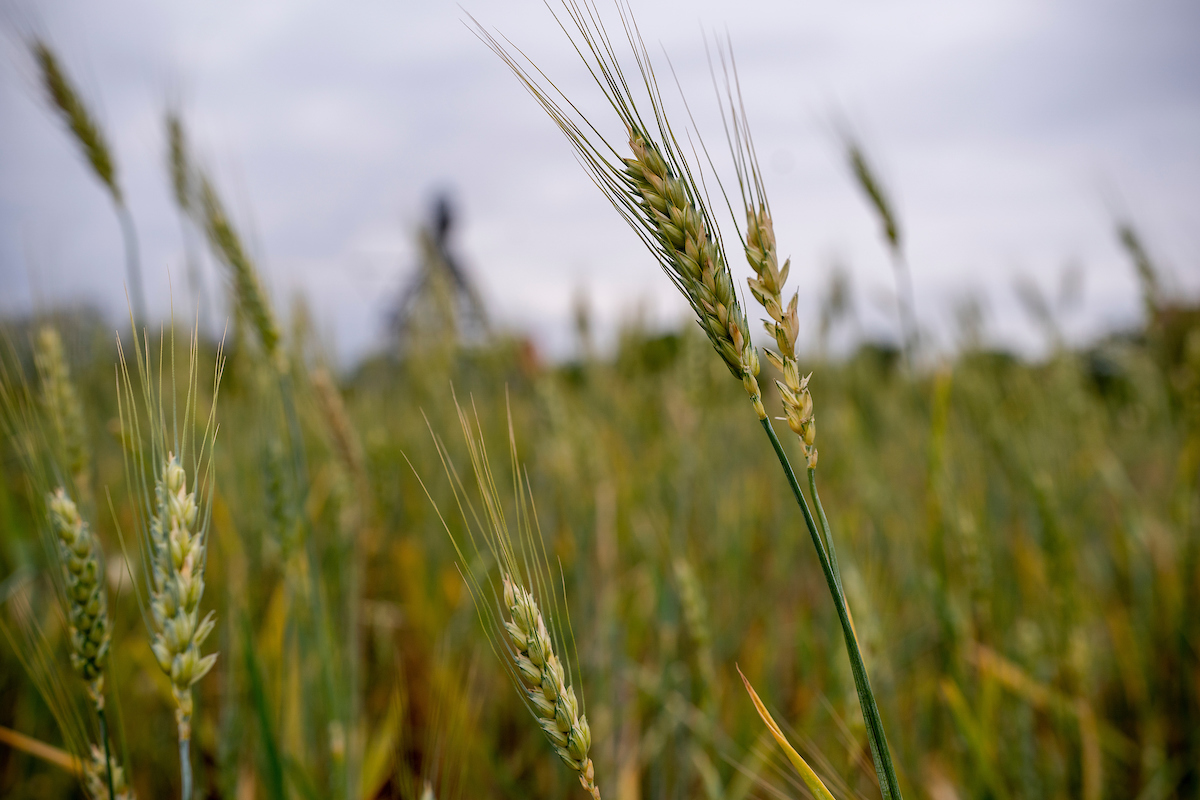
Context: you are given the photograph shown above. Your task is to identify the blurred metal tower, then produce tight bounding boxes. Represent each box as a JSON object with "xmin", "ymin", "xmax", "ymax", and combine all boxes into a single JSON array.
[{"xmin": 388, "ymin": 194, "xmax": 489, "ymax": 348}]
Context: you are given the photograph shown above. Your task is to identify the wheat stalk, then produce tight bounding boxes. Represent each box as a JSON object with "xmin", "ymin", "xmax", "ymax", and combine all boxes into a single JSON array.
[
  {"xmin": 480, "ymin": 7, "xmax": 904, "ymax": 797},
  {"xmin": 713, "ymin": 57, "xmax": 901, "ymax": 798},
  {"xmin": 117, "ymin": 326, "xmax": 223, "ymax": 800}
]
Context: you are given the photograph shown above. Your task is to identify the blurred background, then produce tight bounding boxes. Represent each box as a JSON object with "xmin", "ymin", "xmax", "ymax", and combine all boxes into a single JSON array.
[{"xmin": 2, "ymin": 0, "xmax": 1197, "ymax": 363}]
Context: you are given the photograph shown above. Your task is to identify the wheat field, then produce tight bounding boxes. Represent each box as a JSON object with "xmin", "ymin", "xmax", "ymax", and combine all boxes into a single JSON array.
[{"xmin": 2, "ymin": 4, "xmax": 1199, "ymax": 799}]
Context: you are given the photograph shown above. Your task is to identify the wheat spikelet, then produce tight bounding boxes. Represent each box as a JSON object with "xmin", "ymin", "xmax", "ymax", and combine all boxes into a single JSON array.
[
  {"xmin": 47, "ymin": 489, "xmax": 110, "ymax": 705},
  {"xmin": 35, "ymin": 327, "xmax": 92, "ymax": 496}
]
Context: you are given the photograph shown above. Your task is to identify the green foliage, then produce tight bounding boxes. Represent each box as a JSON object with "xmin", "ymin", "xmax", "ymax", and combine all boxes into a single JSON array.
[{"xmin": 1, "ymin": 302, "xmax": 1197, "ymax": 797}]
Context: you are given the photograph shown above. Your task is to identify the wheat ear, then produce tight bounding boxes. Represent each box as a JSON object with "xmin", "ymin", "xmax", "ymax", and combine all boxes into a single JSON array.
[
  {"xmin": 147, "ymin": 455, "xmax": 218, "ymax": 740},
  {"xmin": 47, "ymin": 488, "xmax": 122, "ymax": 800},
  {"xmin": 742, "ymin": 204, "xmax": 817, "ymax": 469},
  {"xmin": 31, "ymin": 41, "xmax": 119, "ymax": 202},
  {"xmin": 35, "ymin": 328, "xmax": 92, "ymax": 501},
  {"xmin": 414, "ymin": 397, "xmax": 602, "ymax": 799},
  {"xmin": 622, "ymin": 130, "xmax": 761, "ymax": 405},
  {"xmin": 472, "ymin": 2, "xmax": 763, "ymax": 414},
  {"xmin": 501, "ymin": 574, "xmax": 600, "ymax": 799},
  {"xmin": 846, "ymin": 140, "xmax": 916, "ymax": 365},
  {"xmin": 197, "ymin": 176, "xmax": 281, "ymax": 363},
  {"xmin": 47, "ymin": 489, "xmax": 110, "ymax": 704},
  {"xmin": 117, "ymin": 325, "xmax": 223, "ymax": 800}
]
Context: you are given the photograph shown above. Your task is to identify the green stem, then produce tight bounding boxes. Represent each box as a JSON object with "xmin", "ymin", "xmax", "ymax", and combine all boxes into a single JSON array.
[
  {"xmin": 888, "ymin": 246, "xmax": 917, "ymax": 371},
  {"xmin": 759, "ymin": 418, "xmax": 903, "ymax": 800},
  {"xmin": 116, "ymin": 202, "xmax": 147, "ymax": 329},
  {"xmin": 808, "ymin": 468, "xmax": 843, "ymax": 596},
  {"xmin": 180, "ymin": 736, "xmax": 192, "ymax": 800},
  {"xmin": 97, "ymin": 705, "xmax": 115, "ymax": 800}
]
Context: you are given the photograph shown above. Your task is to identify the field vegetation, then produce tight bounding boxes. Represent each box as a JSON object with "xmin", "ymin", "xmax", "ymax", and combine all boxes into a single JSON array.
[{"xmin": 2, "ymin": 5, "xmax": 1199, "ymax": 799}]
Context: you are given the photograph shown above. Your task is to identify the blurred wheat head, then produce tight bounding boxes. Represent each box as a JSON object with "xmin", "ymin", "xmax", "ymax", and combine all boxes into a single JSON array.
[{"xmin": 414, "ymin": 396, "xmax": 601, "ymax": 799}]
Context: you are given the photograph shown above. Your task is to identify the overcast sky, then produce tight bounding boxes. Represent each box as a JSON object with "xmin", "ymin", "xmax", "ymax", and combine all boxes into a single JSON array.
[{"xmin": 1, "ymin": 0, "xmax": 1198, "ymax": 362}]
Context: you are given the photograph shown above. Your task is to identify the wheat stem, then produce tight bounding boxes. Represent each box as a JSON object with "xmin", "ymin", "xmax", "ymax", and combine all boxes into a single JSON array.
[
  {"xmin": 97, "ymin": 706, "xmax": 115, "ymax": 800},
  {"xmin": 760, "ymin": 418, "xmax": 902, "ymax": 799},
  {"xmin": 808, "ymin": 467, "xmax": 843, "ymax": 596},
  {"xmin": 117, "ymin": 203, "xmax": 148, "ymax": 330},
  {"xmin": 179, "ymin": 737, "xmax": 192, "ymax": 800}
]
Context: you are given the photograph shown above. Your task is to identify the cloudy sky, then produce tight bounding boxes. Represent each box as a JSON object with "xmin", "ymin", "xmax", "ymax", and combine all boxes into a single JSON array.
[{"xmin": 1, "ymin": 0, "xmax": 1197, "ymax": 362}]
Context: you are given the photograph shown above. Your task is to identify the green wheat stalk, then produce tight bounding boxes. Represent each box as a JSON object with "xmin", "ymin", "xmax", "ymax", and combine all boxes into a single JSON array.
[{"xmin": 474, "ymin": 4, "xmax": 904, "ymax": 797}]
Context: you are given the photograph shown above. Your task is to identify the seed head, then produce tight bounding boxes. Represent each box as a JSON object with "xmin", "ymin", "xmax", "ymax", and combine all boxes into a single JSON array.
[
  {"xmin": 198, "ymin": 177, "xmax": 281, "ymax": 363},
  {"xmin": 47, "ymin": 489, "xmax": 110, "ymax": 702},
  {"xmin": 147, "ymin": 454, "xmax": 217, "ymax": 740},
  {"xmin": 623, "ymin": 128, "xmax": 759, "ymax": 399},
  {"xmin": 32, "ymin": 40, "xmax": 121, "ymax": 204},
  {"xmin": 36, "ymin": 328, "xmax": 90, "ymax": 498},
  {"xmin": 502, "ymin": 574, "xmax": 600, "ymax": 799}
]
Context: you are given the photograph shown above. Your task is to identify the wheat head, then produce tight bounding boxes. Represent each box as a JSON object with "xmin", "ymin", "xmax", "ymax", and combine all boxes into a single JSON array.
[
  {"xmin": 47, "ymin": 489, "xmax": 110, "ymax": 707},
  {"xmin": 501, "ymin": 574, "xmax": 599, "ymax": 799},
  {"xmin": 31, "ymin": 40, "xmax": 121, "ymax": 203},
  {"xmin": 147, "ymin": 455, "xmax": 218, "ymax": 740},
  {"xmin": 35, "ymin": 327, "xmax": 92, "ymax": 497},
  {"xmin": 197, "ymin": 176, "xmax": 281, "ymax": 362}
]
